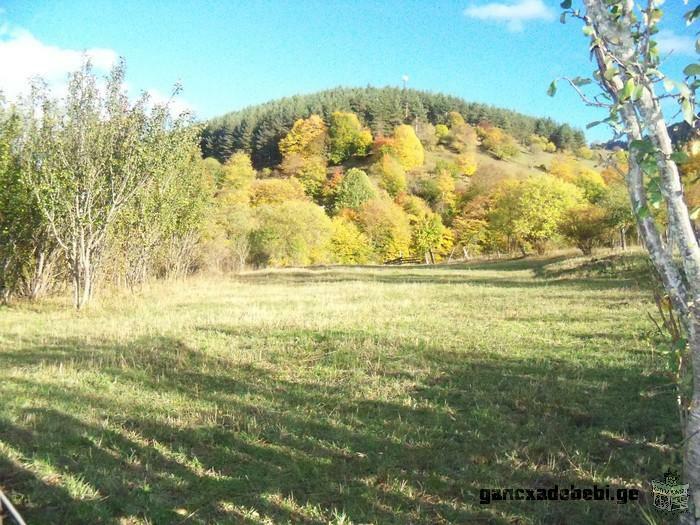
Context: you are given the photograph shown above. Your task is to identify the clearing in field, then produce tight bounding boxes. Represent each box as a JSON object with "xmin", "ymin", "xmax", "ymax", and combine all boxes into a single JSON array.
[{"xmin": 0, "ymin": 255, "xmax": 678, "ymax": 524}]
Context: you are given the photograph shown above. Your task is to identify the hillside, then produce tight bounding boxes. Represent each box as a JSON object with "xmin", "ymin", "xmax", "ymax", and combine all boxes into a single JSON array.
[
  {"xmin": 201, "ymin": 86, "xmax": 586, "ymax": 168},
  {"xmin": 192, "ymin": 100, "xmax": 627, "ymax": 269}
]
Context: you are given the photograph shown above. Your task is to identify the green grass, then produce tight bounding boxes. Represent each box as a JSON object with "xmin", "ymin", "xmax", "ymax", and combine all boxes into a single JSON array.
[{"xmin": 0, "ymin": 254, "xmax": 681, "ymax": 524}]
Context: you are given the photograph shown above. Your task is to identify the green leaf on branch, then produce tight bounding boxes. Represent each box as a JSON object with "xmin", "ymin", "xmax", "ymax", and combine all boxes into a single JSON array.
[
  {"xmin": 683, "ymin": 64, "xmax": 700, "ymax": 77},
  {"xmin": 547, "ymin": 80, "xmax": 557, "ymax": 97},
  {"xmin": 636, "ymin": 204, "xmax": 650, "ymax": 219},
  {"xmin": 647, "ymin": 177, "xmax": 663, "ymax": 209},
  {"xmin": 571, "ymin": 76, "xmax": 592, "ymax": 87},
  {"xmin": 582, "ymin": 25, "xmax": 594, "ymax": 36},
  {"xmin": 620, "ymin": 78, "xmax": 635, "ymax": 101},
  {"xmin": 671, "ymin": 151, "xmax": 690, "ymax": 164},
  {"xmin": 641, "ymin": 157, "xmax": 659, "ymax": 176},
  {"xmin": 631, "ymin": 138, "xmax": 655, "ymax": 155},
  {"xmin": 560, "ymin": 0, "xmax": 572, "ymax": 8},
  {"xmin": 682, "ymin": 97, "xmax": 695, "ymax": 125},
  {"xmin": 604, "ymin": 67, "xmax": 619, "ymax": 81},
  {"xmin": 632, "ymin": 85, "xmax": 644, "ymax": 101}
]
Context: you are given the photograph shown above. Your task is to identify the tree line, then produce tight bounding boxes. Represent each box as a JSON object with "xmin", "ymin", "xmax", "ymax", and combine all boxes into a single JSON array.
[
  {"xmin": 201, "ymin": 86, "xmax": 587, "ymax": 168},
  {"xmin": 8, "ymin": 60, "xmax": 695, "ymax": 310},
  {"xmin": 0, "ymin": 61, "xmax": 206, "ymax": 308}
]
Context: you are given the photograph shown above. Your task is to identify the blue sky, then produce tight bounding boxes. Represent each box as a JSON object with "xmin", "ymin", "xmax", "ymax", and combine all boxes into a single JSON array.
[{"xmin": 0, "ymin": 0, "xmax": 696, "ymax": 142}]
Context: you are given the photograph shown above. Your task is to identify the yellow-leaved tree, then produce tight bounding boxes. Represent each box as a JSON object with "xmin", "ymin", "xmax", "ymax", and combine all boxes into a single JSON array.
[{"xmin": 392, "ymin": 124, "xmax": 425, "ymax": 170}]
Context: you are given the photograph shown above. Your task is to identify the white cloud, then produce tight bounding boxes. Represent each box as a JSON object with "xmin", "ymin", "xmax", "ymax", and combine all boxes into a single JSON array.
[
  {"xmin": 464, "ymin": 0, "xmax": 554, "ymax": 32},
  {"xmin": 656, "ymin": 29, "xmax": 696, "ymax": 57},
  {"xmin": 0, "ymin": 25, "xmax": 117, "ymax": 100},
  {"xmin": 0, "ymin": 22, "xmax": 194, "ymax": 116}
]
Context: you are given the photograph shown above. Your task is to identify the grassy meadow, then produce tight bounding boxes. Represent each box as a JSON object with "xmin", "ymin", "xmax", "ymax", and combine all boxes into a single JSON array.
[{"xmin": 0, "ymin": 253, "xmax": 682, "ymax": 524}]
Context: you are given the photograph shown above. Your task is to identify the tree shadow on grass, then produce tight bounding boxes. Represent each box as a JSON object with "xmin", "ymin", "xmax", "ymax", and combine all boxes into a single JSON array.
[
  {"xmin": 0, "ymin": 329, "xmax": 679, "ymax": 524},
  {"xmin": 234, "ymin": 270, "xmax": 641, "ymax": 294}
]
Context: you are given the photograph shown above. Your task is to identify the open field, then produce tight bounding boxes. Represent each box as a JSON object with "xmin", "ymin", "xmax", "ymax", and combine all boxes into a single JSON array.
[{"xmin": 0, "ymin": 254, "xmax": 681, "ymax": 524}]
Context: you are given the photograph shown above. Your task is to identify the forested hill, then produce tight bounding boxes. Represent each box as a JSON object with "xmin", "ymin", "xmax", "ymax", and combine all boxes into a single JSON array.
[{"xmin": 201, "ymin": 86, "xmax": 586, "ymax": 168}]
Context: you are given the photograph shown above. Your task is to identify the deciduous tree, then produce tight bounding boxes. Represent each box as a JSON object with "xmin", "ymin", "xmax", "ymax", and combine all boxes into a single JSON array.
[
  {"xmin": 557, "ymin": 3, "xmax": 700, "ymax": 513},
  {"xmin": 328, "ymin": 111, "xmax": 372, "ymax": 164},
  {"xmin": 21, "ymin": 60, "xmax": 199, "ymax": 308}
]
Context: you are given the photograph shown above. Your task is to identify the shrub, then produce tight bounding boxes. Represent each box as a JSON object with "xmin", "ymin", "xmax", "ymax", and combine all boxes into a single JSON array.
[
  {"xmin": 574, "ymin": 168, "xmax": 607, "ymax": 203},
  {"xmin": 249, "ymin": 201, "xmax": 332, "ymax": 266},
  {"xmin": 334, "ymin": 168, "xmax": 377, "ymax": 212},
  {"xmin": 480, "ymin": 127, "xmax": 519, "ymax": 160},
  {"xmin": 329, "ymin": 111, "xmax": 372, "ymax": 164},
  {"xmin": 456, "ymin": 151, "xmax": 478, "ymax": 177},
  {"xmin": 355, "ymin": 198, "xmax": 412, "ymax": 260},
  {"xmin": 415, "ymin": 122, "xmax": 437, "ymax": 150},
  {"xmin": 489, "ymin": 175, "xmax": 583, "ymax": 254},
  {"xmin": 250, "ymin": 178, "xmax": 308, "ymax": 206},
  {"xmin": 560, "ymin": 205, "xmax": 611, "ymax": 255},
  {"xmin": 280, "ymin": 153, "xmax": 327, "ymax": 198},
  {"xmin": 435, "ymin": 124, "xmax": 449, "ymax": 142},
  {"xmin": 374, "ymin": 154, "xmax": 407, "ymax": 197},
  {"xmin": 329, "ymin": 216, "xmax": 373, "ymax": 264}
]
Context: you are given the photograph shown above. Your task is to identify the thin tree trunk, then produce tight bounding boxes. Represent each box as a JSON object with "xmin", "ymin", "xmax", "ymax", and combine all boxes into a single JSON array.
[
  {"xmin": 620, "ymin": 227, "xmax": 627, "ymax": 251},
  {"xmin": 683, "ymin": 314, "xmax": 700, "ymax": 524}
]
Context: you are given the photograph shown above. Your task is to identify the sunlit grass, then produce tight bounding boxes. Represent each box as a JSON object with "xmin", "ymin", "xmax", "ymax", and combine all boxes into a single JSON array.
[{"xmin": 0, "ymin": 253, "xmax": 679, "ymax": 524}]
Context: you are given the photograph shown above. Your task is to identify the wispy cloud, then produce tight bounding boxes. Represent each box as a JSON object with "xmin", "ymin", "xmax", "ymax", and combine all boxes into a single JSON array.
[
  {"xmin": 0, "ymin": 19, "xmax": 193, "ymax": 116},
  {"xmin": 656, "ymin": 29, "xmax": 696, "ymax": 57},
  {"xmin": 464, "ymin": 0, "xmax": 554, "ymax": 32},
  {"xmin": 0, "ymin": 25, "xmax": 117, "ymax": 100}
]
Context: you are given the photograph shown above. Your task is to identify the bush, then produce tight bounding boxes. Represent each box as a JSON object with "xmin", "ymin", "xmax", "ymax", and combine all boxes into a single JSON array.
[
  {"xmin": 329, "ymin": 216, "xmax": 373, "ymax": 264},
  {"xmin": 329, "ymin": 112, "xmax": 372, "ymax": 164},
  {"xmin": 280, "ymin": 153, "xmax": 327, "ymax": 198},
  {"xmin": 374, "ymin": 154, "xmax": 407, "ymax": 197},
  {"xmin": 529, "ymin": 134, "xmax": 556, "ymax": 153},
  {"xmin": 560, "ymin": 205, "xmax": 611, "ymax": 255},
  {"xmin": 355, "ymin": 198, "xmax": 412, "ymax": 260},
  {"xmin": 249, "ymin": 201, "xmax": 332, "ymax": 266},
  {"xmin": 334, "ymin": 168, "xmax": 377, "ymax": 212},
  {"xmin": 435, "ymin": 124, "xmax": 449, "ymax": 142},
  {"xmin": 573, "ymin": 168, "xmax": 607, "ymax": 203},
  {"xmin": 415, "ymin": 122, "xmax": 437, "ymax": 150},
  {"xmin": 250, "ymin": 178, "xmax": 308, "ymax": 206},
  {"xmin": 480, "ymin": 127, "xmax": 519, "ymax": 160},
  {"xmin": 456, "ymin": 151, "xmax": 477, "ymax": 177},
  {"xmin": 489, "ymin": 175, "xmax": 583, "ymax": 254}
]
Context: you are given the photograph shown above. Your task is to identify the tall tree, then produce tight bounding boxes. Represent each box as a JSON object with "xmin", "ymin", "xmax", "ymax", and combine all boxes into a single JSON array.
[
  {"xmin": 22, "ymin": 60, "xmax": 200, "ymax": 308},
  {"xmin": 328, "ymin": 111, "xmax": 372, "ymax": 164},
  {"xmin": 556, "ymin": 2, "xmax": 700, "ymax": 519}
]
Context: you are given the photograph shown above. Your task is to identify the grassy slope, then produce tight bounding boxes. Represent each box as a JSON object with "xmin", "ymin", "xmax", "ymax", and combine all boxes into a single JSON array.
[
  {"xmin": 346, "ymin": 144, "xmax": 604, "ymax": 188},
  {"xmin": 0, "ymin": 254, "xmax": 679, "ymax": 524}
]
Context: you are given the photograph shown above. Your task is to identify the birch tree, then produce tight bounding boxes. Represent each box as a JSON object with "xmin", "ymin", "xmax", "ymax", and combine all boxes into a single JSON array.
[
  {"xmin": 22, "ymin": 59, "xmax": 199, "ymax": 308},
  {"xmin": 554, "ymin": 1, "xmax": 700, "ymax": 520}
]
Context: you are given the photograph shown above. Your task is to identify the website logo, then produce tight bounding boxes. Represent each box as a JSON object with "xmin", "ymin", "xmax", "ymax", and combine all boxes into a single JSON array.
[{"xmin": 651, "ymin": 470, "xmax": 689, "ymax": 513}]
